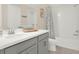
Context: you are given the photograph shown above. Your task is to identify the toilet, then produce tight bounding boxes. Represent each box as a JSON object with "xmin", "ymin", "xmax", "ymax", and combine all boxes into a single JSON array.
[{"xmin": 48, "ymin": 38, "xmax": 56, "ymax": 51}]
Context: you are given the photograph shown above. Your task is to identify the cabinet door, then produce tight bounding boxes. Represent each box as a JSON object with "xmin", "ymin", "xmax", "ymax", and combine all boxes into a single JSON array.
[
  {"xmin": 5, "ymin": 37, "xmax": 37, "ymax": 54},
  {"xmin": 21, "ymin": 45, "xmax": 37, "ymax": 54},
  {"xmin": 0, "ymin": 50, "xmax": 5, "ymax": 54},
  {"xmin": 38, "ymin": 38, "xmax": 49, "ymax": 54}
]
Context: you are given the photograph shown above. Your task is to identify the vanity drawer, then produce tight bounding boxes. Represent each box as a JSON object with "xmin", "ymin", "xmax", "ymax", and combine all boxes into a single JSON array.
[
  {"xmin": 20, "ymin": 44, "xmax": 37, "ymax": 54},
  {"xmin": 39, "ymin": 33, "xmax": 49, "ymax": 41},
  {"xmin": 5, "ymin": 37, "xmax": 37, "ymax": 54}
]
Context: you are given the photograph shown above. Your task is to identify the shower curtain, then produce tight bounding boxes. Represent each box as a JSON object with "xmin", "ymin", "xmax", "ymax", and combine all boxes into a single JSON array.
[{"xmin": 40, "ymin": 5, "xmax": 55, "ymax": 39}]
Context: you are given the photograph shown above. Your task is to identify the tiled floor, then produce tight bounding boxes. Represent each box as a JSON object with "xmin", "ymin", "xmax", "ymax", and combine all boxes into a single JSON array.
[{"xmin": 50, "ymin": 46, "xmax": 79, "ymax": 54}]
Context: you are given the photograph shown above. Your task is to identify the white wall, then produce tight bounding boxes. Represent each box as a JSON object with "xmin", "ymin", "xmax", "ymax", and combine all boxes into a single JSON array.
[
  {"xmin": 2, "ymin": 5, "xmax": 8, "ymax": 29},
  {"xmin": 0, "ymin": 5, "xmax": 2, "ymax": 31},
  {"xmin": 21, "ymin": 5, "xmax": 38, "ymax": 29},
  {"xmin": 51, "ymin": 5, "xmax": 79, "ymax": 39},
  {"xmin": 25, "ymin": 7, "xmax": 37, "ymax": 28},
  {"xmin": 2, "ymin": 4, "xmax": 38, "ymax": 30},
  {"xmin": 7, "ymin": 5, "xmax": 21, "ymax": 29},
  {"xmin": 1, "ymin": 5, "xmax": 21, "ymax": 30}
]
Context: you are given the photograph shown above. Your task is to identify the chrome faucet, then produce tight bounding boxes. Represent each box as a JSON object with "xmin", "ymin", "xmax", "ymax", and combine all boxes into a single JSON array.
[{"xmin": 8, "ymin": 28, "xmax": 15, "ymax": 34}]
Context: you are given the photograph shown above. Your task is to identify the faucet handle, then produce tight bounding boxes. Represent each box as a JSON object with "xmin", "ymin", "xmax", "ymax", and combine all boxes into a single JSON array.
[{"xmin": 8, "ymin": 27, "xmax": 15, "ymax": 34}]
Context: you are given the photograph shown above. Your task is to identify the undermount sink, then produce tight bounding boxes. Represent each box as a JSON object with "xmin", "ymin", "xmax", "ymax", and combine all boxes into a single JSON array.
[
  {"xmin": 1, "ymin": 29, "xmax": 38, "ymax": 39},
  {"xmin": 2, "ymin": 33, "xmax": 28, "ymax": 39}
]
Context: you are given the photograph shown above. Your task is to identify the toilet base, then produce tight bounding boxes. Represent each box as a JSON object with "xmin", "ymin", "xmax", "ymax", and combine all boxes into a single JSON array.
[{"xmin": 48, "ymin": 38, "xmax": 56, "ymax": 51}]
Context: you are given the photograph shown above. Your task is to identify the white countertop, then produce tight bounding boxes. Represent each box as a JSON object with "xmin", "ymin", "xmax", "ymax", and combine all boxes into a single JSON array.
[{"xmin": 0, "ymin": 29, "xmax": 48, "ymax": 50}]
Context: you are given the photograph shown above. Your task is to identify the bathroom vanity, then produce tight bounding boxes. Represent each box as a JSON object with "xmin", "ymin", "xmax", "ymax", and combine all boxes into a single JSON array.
[{"xmin": 0, "ymin": 30, "xmax": 49, "ymax": 54}]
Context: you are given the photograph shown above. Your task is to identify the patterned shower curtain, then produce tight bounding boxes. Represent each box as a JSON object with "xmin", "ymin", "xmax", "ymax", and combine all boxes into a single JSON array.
[{"xmin": 41, "ymin": 5, "xmax": 55, "ymax": 39}]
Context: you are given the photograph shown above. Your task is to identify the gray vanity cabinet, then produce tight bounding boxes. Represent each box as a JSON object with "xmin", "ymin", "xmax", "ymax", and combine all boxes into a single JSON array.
[
  {"xmin": 38, "ymin": 33, "xmax": 49, "ymax": 54},
  {"xmin": 20, "ymin": 45, "xmax": 37, "ymax": 54},
  {"xmin": 0, "ymin": 32, "xmax": 49, "ymax": 54},
  {"xmin": 38, "ymin": 38, "xmax": 48, "ymax": 54},
  {"xmin": 4, "ymin": 37, "xmax": 37, "ymax": 54},
  {"xmin": 0, "ymin": 50, "xmax": 5, "ymax": 54}
]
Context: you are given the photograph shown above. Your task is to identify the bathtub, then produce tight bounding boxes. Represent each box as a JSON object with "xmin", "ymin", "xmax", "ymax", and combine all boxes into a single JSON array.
[{"xmin": 49, "ymin": 37, "xmax": 79, "ymax": 51}]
